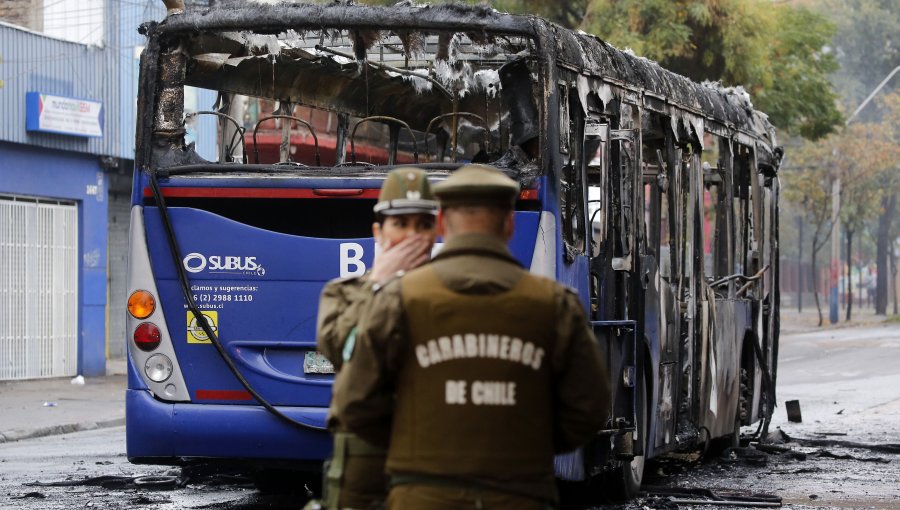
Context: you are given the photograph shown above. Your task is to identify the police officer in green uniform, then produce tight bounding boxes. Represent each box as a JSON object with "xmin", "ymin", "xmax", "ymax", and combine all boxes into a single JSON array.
[
  {"xmin": 316, "ymin": 167, "xmax": 438, "ymax": 509},
  {"xmin": 333, "ymin": 165, "xmax": 611, "ymax": 509}
]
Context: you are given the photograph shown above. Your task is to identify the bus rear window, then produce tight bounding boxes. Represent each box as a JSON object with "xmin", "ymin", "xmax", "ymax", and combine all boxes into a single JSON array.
[
  {"xmin": 146, "ymin": 197, "xmax": 377, "ymax": 239},
  {"xmin": 148, "ymin": 26, "xmax": 540, "ymax": 169}
]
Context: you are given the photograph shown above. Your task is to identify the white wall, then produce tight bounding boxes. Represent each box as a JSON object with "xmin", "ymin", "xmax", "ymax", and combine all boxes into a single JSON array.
[{"xmin": 43, "ymin": 0, "xmax": 103, "ymax": 46}]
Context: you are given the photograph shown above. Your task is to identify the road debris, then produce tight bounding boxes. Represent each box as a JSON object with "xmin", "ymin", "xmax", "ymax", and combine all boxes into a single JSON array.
[
  {"xmin": 22, "ymin": 465, "xmax": 261, "ymax": 496},
  {"xmin": 25, "ymin": 475, "xmax": 145, "ymax": 490},
  {"xmin": 643, "ymin": 486, "xmax": 782, "ymax": 508},
  {"xmin": 785, "ymin": 400, "xmax": 802, "ymax": 422},
  {"xmin": 791, "ymin": 437, "xmax": 900, "ymax": 455},
  {"xmin": 11, "ymin": 492, "xmax": 46, "ymax": 499},
  {"xmin": 767, "ymin": 466, "xmax": 823, "ymax": 475},
  {"xmin": 812, "ymin": 449, "xmax": 891, "ymax": 463},
  {"xmin": 762, "ymin": 428, "xmax": 791, "ymax": 444},
  {"xmin": 722, "ymin": 447, "xmax": 770, "ymax": 466}
]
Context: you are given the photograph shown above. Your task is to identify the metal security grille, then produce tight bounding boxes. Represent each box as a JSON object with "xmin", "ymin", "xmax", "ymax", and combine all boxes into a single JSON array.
[{"xmin": 0, "ymin": 194, "xmax": 78, "ymax": 380}]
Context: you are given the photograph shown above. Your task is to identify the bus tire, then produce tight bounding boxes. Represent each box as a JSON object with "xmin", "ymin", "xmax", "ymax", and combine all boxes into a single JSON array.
[
  {"xmin": 252, "ymin": 468, "xmax": 319, "ymax": 498},
  {"xmin": 732, "ymin": 366, "xmax": 750, "ymax": 448},
  {"xmin": 603, "ymin": 377, "xmax": 647, "ymax": 501}
]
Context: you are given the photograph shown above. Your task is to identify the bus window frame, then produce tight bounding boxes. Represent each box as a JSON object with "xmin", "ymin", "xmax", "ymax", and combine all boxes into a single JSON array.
[{"xmin": 559, "ymin": 79, "xmax": 587, "ymax": 262}]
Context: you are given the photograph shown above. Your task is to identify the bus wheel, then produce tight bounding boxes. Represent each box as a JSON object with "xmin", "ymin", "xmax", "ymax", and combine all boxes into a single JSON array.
[
  {"xmin": 252, "ymin": 469, "xmax": 319, "ymax": 497},
  {"xmin": 733, "ymin": 366, "xmax": 750, "ymax": 447},
  {"xmin": 603, "ymin": 379, "xmax": 647, "ymax": 501}
]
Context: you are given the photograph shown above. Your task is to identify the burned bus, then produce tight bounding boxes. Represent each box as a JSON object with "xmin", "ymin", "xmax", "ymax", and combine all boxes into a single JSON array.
[{"xmin": 126, "ymin": 0, "xmax": 781, "ymax": 496}]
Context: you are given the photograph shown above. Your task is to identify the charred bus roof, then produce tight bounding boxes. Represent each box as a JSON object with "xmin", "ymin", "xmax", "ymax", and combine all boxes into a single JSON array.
[
  {"xmin": 139, "ymin": 2, "xmax": 778, "ymax": 172},
  {"xmin": 154, "ymin": 2, "xmax": 534, "ymax": 36}
]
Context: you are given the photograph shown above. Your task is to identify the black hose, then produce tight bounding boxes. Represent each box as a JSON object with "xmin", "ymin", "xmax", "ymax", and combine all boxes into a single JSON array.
[
  {"xmin": 750, "ymin": 333, "xmax": 775, "ymax": 441},
  {"xmin": 148, "ymin": 171, "xmax": 326, "ymax": 432}
]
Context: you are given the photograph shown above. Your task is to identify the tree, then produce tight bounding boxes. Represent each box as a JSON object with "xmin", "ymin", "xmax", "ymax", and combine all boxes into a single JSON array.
[
  {"xmin": 357, "ymin": 0, "xmax": 843, "ymax": 139},
  {"xmin": 782, "ymin": 109, "xmax": 900, "ymax": 325},
  {"xmin": 838, "ymin": 165, "xmax": 880, "ymax": 321},
  {"xmin": 868, "ymin": 92, "xmax": 900, "ymax": 314},
  {"xmin": 782, "ymin": 161, "xmax": 832, "ymax": 326},
  {"xmin": 815, "ymin": 0, "xmax": 900, "ymax": 315},
  {"xmin": 754, "ymin": 6, "xmax": 844, "ymax": 140},
  {"xmin": 876, "ymin": 193, "xmax": 895, "ymax": 313},
  {"xmin": 495, "ymin": 0, "xmax": 588, "ymax": 28},
  {"xmin": 579, "ymin": 0, "xmax": 842, "ymax": 140}
]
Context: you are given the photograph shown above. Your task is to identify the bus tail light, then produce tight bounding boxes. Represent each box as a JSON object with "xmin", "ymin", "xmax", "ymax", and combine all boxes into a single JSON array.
[
  {"xmin": 145, "ymin": 354, "xmax": 174, "ymax": 382},
  {"xmin": 127, "ymin": 206, "xmax": 189, "ymax": 402},
  {"xmin": 128, "ymin": 290, "xmax": 156, "ymax": 319},
  {"xmin": 134, "ymin": 323, "xmax": 162, "ymax": 351}
]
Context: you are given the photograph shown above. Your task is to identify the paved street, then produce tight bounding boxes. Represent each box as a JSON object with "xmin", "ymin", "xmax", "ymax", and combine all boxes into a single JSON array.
[
  {"xmin": 647, "ymin": 317, "xmax": 900, "ymax": 510},
  {"xmin": 0, "ymin": 426, "xmax": 269, "ymax": 509},
  {"xmin": 1, "ymin": 320, "xmax": 898, "ymax": 509}
]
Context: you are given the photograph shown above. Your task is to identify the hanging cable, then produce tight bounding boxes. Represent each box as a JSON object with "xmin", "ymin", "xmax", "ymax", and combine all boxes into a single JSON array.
[{"xmin": 148, "ymin": 170, "xmax": 326, "ymax": 432}]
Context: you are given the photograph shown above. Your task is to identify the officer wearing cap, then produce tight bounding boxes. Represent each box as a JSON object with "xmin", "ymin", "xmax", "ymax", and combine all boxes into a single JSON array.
[
  {"xmin": 333, "ymin": 165, "xmax": 611, "ymax": 509},
  {"xmin": 316, "ymin": 167, "xmax": 438, "ymax": 509}
]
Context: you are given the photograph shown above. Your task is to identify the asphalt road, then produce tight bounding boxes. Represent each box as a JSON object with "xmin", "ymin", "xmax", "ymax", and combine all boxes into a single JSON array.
[
  {"xmin": 645, "ymin": 321, "xmax": 900, "ymax": 510},
  {"xmin": 1, "ymin": 323, "xmax": 898, "ymax": 509}
]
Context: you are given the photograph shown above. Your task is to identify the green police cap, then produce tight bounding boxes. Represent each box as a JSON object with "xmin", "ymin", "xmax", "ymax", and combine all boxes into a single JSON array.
[
  {"xmin": 432, "ymin": 165, "xmax": 520, "ymax": 208},
  {"xmin": 374, "ymin": 167, "xmax": 438, "ymax": 216}
]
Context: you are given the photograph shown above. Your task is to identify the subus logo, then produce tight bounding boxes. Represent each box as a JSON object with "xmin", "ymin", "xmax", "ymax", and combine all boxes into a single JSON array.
[{"xmin": 183, "ymin": 253, "xmax": 266, "ymax": 276}]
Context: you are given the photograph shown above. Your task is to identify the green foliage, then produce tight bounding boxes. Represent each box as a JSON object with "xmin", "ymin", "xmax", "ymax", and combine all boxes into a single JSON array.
[
  {"xmin": 354, "ymin": 0, "xmax": 844, "ymax": 139},
  {"xmin": 356, "ymin": 0, "xmax": 587, "ymax": 24},
  {"xmin": 579, "ymin": 0, "xmax": 842, "ymax": 140},
  {"xmin": 499, "ymin": 0, "xmax": 589, "ymax": 28},
  {"xmin": 755, "ymin": 6, "xmax": 842, "ymax": 140}
]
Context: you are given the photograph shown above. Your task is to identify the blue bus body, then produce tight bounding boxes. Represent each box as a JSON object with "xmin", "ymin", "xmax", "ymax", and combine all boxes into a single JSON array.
[
  {"xmin": 127, "ymin": 173, "xmax": 545, "ymax": 464},
  {"xmin": 128, "ymin": 2, "xmax": 780, "ymax": 496}
]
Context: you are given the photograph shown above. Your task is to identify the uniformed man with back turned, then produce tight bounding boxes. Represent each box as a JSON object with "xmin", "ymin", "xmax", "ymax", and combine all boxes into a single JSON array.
[
  {"xmin": 332, "ymin": 164, "xmax": 611, "ymax": 509},
  {"xmin": 316, "ymin": 167, "xmax": 438, "ymax": 509}
]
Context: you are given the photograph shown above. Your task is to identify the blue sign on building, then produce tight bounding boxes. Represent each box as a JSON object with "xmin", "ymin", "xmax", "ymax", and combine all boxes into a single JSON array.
[{"xmin": 26, "ymin": 92, "xmax": 104, "ymax": 138}]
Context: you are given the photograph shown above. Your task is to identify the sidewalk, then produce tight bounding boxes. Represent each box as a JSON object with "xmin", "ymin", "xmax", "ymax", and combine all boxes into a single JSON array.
[
  {"xmin": 0, "ymin": 359, "xmax": 127, "ymax": 444},
  {"xmin": 780, "ymin": 304, "xmax": 892, "ymax": 334}
]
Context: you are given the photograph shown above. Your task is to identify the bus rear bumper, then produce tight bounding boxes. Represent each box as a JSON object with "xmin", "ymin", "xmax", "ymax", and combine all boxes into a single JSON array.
[{"xmin": 126, "ymin": 389, "xmax": 331, "ymax": 463}]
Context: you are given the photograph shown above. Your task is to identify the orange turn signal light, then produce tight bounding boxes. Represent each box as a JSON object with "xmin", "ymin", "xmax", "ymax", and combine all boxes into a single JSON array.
[{"xmin": 128, "ymin": 290, "xmax": 156, "ymax": 319}]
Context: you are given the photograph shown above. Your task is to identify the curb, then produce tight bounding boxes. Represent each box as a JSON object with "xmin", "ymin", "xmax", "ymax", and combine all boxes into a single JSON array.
[{"xmin": 0, "ymin": 417, "xmax": 125, "ymax": 444}]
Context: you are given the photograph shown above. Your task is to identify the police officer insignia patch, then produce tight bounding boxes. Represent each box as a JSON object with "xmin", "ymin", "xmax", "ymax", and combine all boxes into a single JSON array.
[{"xmin": 343, "ymin": 326, "xmax": 358, "ymax": 362}]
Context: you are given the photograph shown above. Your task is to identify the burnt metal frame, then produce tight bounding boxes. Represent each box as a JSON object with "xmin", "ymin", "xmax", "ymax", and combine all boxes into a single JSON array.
[
  {"xmin": 252, "ymin": 115, "xmax": 321, "ymax": 166},
  {"xmin": 133, "ymin": 0, "xmax": 782, "ymax": 488}
]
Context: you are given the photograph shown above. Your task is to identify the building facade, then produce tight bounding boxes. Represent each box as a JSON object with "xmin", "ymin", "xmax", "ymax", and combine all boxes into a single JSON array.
[{"xmin": 0, "ymin": 0, "xmax": 215, "ymax": 380}]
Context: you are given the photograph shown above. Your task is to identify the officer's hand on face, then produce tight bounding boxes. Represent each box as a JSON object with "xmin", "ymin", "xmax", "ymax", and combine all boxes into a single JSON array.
[{"xmin": 370, "ymin": 234, "xmax": 431, "ymax": 284}]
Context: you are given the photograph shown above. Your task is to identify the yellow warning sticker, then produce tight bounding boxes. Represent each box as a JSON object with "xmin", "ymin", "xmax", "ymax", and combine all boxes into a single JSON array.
[{"xmin": 187, "ymin": 310, "xmax": 218, "ymax": 344}]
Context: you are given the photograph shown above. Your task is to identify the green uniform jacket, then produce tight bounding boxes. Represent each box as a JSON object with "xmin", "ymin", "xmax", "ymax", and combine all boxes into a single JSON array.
[
  {"xmin": 317, "ymin": 273, "xmax": 375, "ymax": 430},
  {"xmin": 333, "ymin": 233, "xmax": 611, "ymax": 503},
  {"xmin": 317, "ymin": 274, "xmax": 374, "ymax": 373}
]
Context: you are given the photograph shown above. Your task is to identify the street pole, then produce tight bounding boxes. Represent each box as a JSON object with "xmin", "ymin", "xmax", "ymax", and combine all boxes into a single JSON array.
[
  {"xmin": 830, "ymin": 178, "xmax": 841, "ymax": 324},
  {"xmin": 798, "ymin": 216, "xmax": 803, "ymax": 313},
  {"xmin": 845, "ymin": 66, "xmax": 900, "ymax": 125}
]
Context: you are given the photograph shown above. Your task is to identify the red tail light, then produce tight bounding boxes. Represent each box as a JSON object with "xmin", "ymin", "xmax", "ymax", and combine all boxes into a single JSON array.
[{"xmin": 134, "ymin": 323, "xmax": 162, "ymax": 352}]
